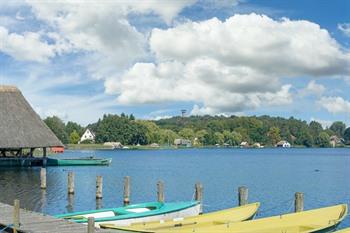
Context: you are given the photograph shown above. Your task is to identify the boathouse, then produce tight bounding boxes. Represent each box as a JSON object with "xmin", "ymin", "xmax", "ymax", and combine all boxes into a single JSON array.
[{"xmin": 0, "ymin": 85, "xmax": 63, "ymax": 166}]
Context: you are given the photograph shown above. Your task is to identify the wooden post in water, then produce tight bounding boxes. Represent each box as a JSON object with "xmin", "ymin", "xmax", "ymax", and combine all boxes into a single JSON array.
[
  {"xmin": 157, "ymin": 180, "xmax": 164, "ymax": 203},
  {"xmin": 68, "ymin": 172, "xmax": 75, "ymax": 195},
  {"xmin": 87, "ymin": 217, "xmax": 95, "ymax": 233},
  {"xmin": 13, "ymin": 199, "xmax": 20, "ymax": 233},
  {"xmin": 238, "ymin": 186, "xmax": 248, "ymax": 206},
  {"xmin": 294, "ymin": 192, "xmax": 304, "ymax": 212},
  {"xmin": 195, "ymin": 182, "xmax": 203, "ymax": 214},
  {"xmin": 40, "ymin": 167, "xmax": 46, "ymax": 189},
  {"xmin": 43, "ymin": 147, "xmax": 47, "ymax": 167},
  {"xmin": 123, "ymin": 176, "xmax": 130, "ymax": 206},
  {"xmin": 96, "ymin": 176, "xmax": 103, "ymax": 199}
]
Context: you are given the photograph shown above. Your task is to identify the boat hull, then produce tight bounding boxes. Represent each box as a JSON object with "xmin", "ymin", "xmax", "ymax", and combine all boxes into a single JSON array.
[
  {"xmin": 93, "ymin": 204, "xmax": 200, "ymax": 227},
  {"xmin": 56, "ymin": 201, "xmax": 200, "ymax": 228},
  {"xmin": 101, "ymin": 202, "xmax": 260, "ymax": 232},
  {"xmin": 47, "ymin": 158, "xmax": 112, "ymax": 166},
  {"xmin": 141, "ymin": 204, "xmax": 347, "ymax": 233}
]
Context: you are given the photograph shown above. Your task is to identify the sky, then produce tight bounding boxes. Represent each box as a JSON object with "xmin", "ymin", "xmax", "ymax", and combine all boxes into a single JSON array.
[{"xmin": 0, "ymin": 0, "xmax": 350, "ymax": 127}]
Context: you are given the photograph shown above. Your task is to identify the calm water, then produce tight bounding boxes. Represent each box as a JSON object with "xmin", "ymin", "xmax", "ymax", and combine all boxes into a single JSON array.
[{"xmin": 0, "ymin": 148, "xmax": 349, "ymax": 228}]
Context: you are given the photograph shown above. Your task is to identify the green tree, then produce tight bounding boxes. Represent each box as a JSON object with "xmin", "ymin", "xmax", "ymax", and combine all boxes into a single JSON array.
[
  {"xmin": 267, "ymin": 127, "xmax": 281, "ymax": 145},
  {"xmin": 159, "ymin": 129, "xmax": 178, "ymax": 146},
  {"xmin": 69, "ymin": 130, "xmax": 80, "ymax": 144},
  {"xmin": 179, "ymin": 128, "xmax": 195, "ymax": 140},
  {"xmin": 222, "ymin": 130, "xmax": 242, "ymax": 146},
  {"xmin": 44, "ymin": 116, "xmax": 68, "ymax": 144},
  {"xmin": 295, "ymin": 128, "xmax": 313, "ymax": 147},
  {"xmin": 213, "ymin": 132, "xmax": 224, "ymax": 145},
  {"xmin": 330, "ymin": 121, "xmax": 346, "ymax": 137},
  {"xmin": 343, "ymin": 127, "xmax": 350, "ymax": 144},
  {"xmin": 65, "ymin": 121, "xmax": 84, "ymax": 136},
  {"xmin": 315, "ymin": 132, "xmax": 330, "ymax": 147},
  {"xmin": 309, "ymin": 121, "xmax": 323, "ymax": 142},
  {"xmin": 195, "ymin": 129, "xmax": 209, "ymax": 146},
  {"xmin": 138, "ymin": 121, "xmax": 161, "ymax": 143}
]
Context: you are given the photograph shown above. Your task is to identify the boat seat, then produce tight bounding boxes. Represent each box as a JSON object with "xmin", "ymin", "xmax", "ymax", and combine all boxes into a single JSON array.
[{"xmin": 127, "ymin": 208, "xmax": 153, "ymax": 213}]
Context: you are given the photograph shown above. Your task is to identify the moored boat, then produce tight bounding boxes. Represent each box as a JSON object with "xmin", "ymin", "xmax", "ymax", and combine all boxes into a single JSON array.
[
  {"xmin": 55, "ymin": 201, "xmax": 200, "ymax": 227},
  {"xmin": 47, "ymin": 157, "xmax": 112, "ymax": 166},
  {"xmin": 100, "ymin": 202, "xmax": 260, "ymax": 232},
  {"xmin": 130, "ymin": 204, "xmax": 347, "ymax": 233}
]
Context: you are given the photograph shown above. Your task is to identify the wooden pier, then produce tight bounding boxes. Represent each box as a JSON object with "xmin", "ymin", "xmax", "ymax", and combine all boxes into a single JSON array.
[{"xmin": 0, "ymin": 202, "xmax": 113, "ymax": 233}]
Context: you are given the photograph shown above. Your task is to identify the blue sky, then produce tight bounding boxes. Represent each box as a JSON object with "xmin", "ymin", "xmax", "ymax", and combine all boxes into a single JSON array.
[{"xmin": 0, "ymin": 0, "xmax": 349, "ymax": 126}]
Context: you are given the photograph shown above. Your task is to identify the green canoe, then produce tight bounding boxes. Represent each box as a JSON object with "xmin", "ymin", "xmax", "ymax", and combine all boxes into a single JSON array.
[
  {"xmin": 55, "ymin": 201, "xmax": 200, "ymax": 227},
  {"xmin": 47, "ymin": 157, "xmax": 112, "ymax": 166}
]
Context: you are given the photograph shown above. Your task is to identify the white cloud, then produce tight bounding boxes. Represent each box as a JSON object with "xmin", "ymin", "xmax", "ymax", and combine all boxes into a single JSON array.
[
  {"xmin": 21, "ymin": 0, "xmax": 196, "ymax": 77},
  {"xmin": 151, "ymin": 14, "xmax": 349, "ymax": 76},
  {"xmin": 106, "ymin": 14, "xmax": 350, "ymax": 115},
  {"xmin": 299, "ymin": 80, "xmax": 325, "ymax": 97},
  {"xmin": 318, "ymin": 96, "xmax": 350, "ymax": 115},
  {"xmin": 107, "ymin": 57, "xmax": 293, "ymax": 115},
  {"xmin": 0, "ymin": 26, "xmax": 55, "ymax": 62},
  {"xmin": 338, "ymin": 23, "xmax": 350, "ymax": 37}
]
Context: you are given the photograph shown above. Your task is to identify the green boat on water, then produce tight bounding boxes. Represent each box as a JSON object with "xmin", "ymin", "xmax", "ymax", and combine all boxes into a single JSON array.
[
  {"xmin": 47, "ymin": 157, "xmax": 112, "ymax": 166},
  {"xmin": 0, "ymin": 157, "xmax": 112, "ymax": 167},
  {"xmin": 55, "ymin": 201, "xmax": 201, "ymax": 228}
]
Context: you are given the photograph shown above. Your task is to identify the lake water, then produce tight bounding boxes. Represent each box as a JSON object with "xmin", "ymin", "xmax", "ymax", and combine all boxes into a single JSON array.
[{"xmin": 0, "ymin": 148, "xmax": 349, "ymax": 229}]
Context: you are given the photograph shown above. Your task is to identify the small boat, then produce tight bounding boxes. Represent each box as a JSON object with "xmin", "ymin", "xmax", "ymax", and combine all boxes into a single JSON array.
[
  {"xmin": 100, "ymin": 202, "xmax": 260, "ymax": 232},
  {"xmin": 129, "ymin": 204, "xmax": 347, "ymax": 233},
  {"xmin": 335, "ymin": 228, "xmax": 350, "ymax": 233},
  {"xmin": 55, "ymin": 201, "xmax": 200, "ymax": 227},
  {"xmin": 47, "ymin": 157, "xmax": 112, "ymax": 166}
]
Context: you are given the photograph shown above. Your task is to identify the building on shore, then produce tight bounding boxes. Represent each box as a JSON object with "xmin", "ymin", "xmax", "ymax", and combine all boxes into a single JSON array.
[
  {"xmin": 79, "ymin": 128, "xmax": 95, "ymax": 143},
  {"xmin": 174, "ymin": 139, "xmax": 192, "ymax": 147},
  {"xmin": 0, "ymin": 85, "xmax": 63, "ymax": 163},
  {"xmin": 240, "ymin": 141, "xmax": 249, "ymax": 148},
  {"xmin": 276, "ymin": 140, "xmax": 291, "ymax": 148}
]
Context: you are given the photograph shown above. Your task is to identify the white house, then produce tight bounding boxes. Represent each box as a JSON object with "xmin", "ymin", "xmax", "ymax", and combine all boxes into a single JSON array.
[
  {"xmin": 174, "ymin": 139, "xmax": 192, "ymax": 147},
  {"xmin": 79, "ymin": 129, "xmax": 95, "ymax": 143},
  {"xmin": 276, "ymin": 140, "xmax": 291, "ymax": 148}
]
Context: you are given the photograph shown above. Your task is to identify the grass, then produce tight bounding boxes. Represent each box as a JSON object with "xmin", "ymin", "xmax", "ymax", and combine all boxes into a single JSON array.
[{"xmin": 66, "ymin": 144, "xmax": 113, "ymax": 150}]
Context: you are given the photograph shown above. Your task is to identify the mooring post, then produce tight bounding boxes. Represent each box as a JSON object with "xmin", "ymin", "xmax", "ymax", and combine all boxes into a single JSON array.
[
  {"xmin": 294, "ymin": 192, "xmax": 304, "ymax": 212},
  {"xmin": 124, "ymin": 176, "xmax": 130, "ymax": 206},
  {"xmin": 13, "ymin": 199, "xmax": 20, "ymax": 233},
  {"xmin": 87, "ymin": 217, "xmax": 95, "ymax": 233},
  {"xmin": 43, "ymin": 147, "xmax": 47, "ymax": 167},
  {"xmin": 68, "ymin": 172, "xmax": 75, "ymax": 195},
  {"xmin": 195, "ymin": 182, "xmax": 203, "ymax": 214},
  {"xmin": 157, "ymin": 180, "xmax": 164, "ymax": 203},
  {"xmin": 40, "ymin": 167, "xmax": 46, "ymax": 189},
  {"xmin": 96, "ymin": 176, "xmax": 103, "ymax": 199},
  {"xmin": 238, "ymin": 186, "xmax": 248, "ymax": 206}
]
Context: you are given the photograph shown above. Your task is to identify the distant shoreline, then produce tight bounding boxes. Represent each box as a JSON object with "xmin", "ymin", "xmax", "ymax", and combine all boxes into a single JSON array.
[{"xmin": 65, "ymin": 144, "xmax": 349, "ymax": 150}]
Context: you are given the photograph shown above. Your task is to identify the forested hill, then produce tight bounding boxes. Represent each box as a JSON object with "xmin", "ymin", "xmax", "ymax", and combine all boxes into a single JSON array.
[{"xmin": 44, "ymin": 114, "xmax": 350, "ymax": 147}]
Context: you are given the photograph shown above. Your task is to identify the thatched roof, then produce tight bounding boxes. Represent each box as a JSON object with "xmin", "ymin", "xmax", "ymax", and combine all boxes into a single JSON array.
[{"xmin": 0, "ymin": 85, "xmax": 63, "ymax": 149}]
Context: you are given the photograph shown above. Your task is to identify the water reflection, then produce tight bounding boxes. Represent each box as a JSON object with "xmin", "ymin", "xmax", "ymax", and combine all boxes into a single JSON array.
[
  {"xmin": 66, "ymin": 194, "xmax": 74, "ymax": 213},
  {"xmin": 96, "ymin": 198, "xmax": 102, "ymax": 210}
]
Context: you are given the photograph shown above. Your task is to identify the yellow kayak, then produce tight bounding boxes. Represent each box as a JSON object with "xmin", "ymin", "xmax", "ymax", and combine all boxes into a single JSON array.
[
  {"xmin": 335, "ymin": 228, "xmax": 350, "ymax": 233},
  {"xmin": 130, "ymin": 204, "xmax": 347, "ymax": 233},
  {"xmin": 100, "ymin": 202, "xmax": 260, "ymax": 232}
]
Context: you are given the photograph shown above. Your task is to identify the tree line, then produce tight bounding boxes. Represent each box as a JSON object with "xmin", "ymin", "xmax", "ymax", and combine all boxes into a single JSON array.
[{"xmin": 43, "ymin": 114, "xmax": 350, "ymax": 147}]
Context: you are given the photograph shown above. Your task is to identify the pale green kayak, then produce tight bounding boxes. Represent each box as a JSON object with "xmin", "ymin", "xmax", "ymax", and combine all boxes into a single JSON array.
[{"xmin": 55, "ymin": 201, "xmax": 200, "ymax": 227}]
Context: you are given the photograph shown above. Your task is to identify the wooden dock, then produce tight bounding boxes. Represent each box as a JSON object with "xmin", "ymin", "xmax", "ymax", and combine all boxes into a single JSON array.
[{"xmin": 0, "ymin": 202, "xmax": 113, "ymax": 233}]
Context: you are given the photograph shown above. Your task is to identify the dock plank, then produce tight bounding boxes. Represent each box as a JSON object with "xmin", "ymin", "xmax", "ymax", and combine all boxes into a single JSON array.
[{"xmin": 0, "ymin": 202, "xmax": 114, "ymax": 233}]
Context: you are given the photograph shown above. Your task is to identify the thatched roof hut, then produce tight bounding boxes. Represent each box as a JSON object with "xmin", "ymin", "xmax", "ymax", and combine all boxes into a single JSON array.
[{"xmin": 0, "ymin": 85, "xmax": 63, "ymax": 150}]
